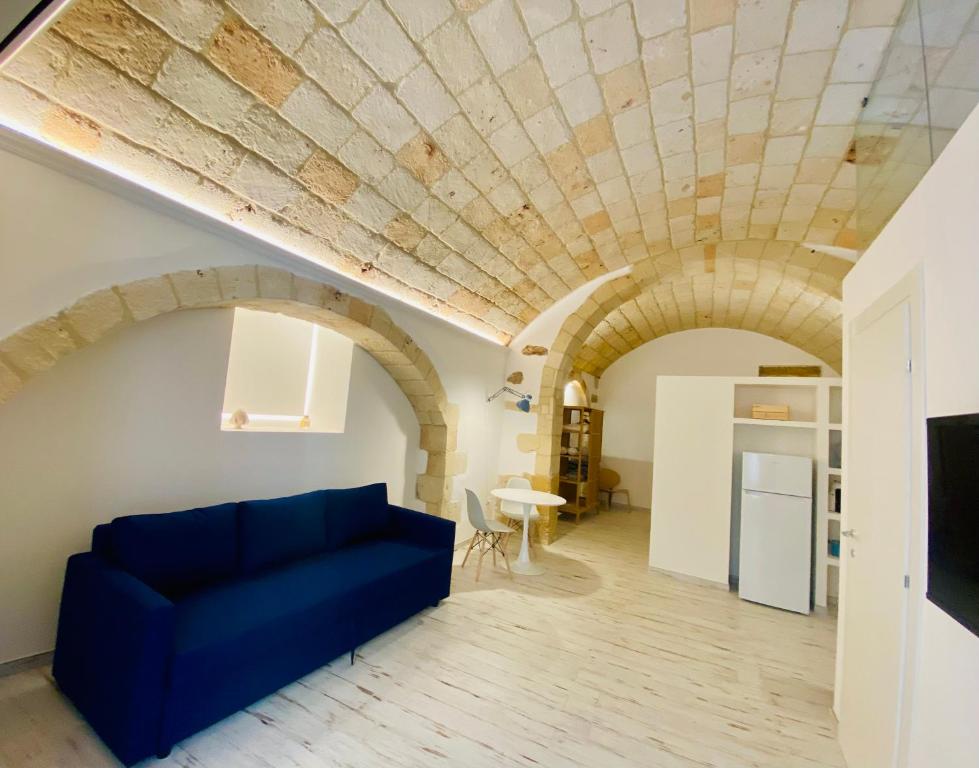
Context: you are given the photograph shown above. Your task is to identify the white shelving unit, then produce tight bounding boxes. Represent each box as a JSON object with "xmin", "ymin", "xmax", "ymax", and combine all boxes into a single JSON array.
[
  {"xmin": 730, "ymin": 377, "xmax": 843, "ymax": 608},
  {"xmin": 822, "ymin": 384, "xmax": 844, "ymax": 606},
  {"xmin": 649, "ymin": 375, "xmax": 844, "ymax": 609}
]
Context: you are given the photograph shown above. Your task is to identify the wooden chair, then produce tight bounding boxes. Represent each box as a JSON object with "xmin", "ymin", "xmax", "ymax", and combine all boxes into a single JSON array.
[
  {"xmin": 462, "ymin": 489, "xmax": 513, "ymax": 581},
  {"xmin": 598, "ymin": 467, "xmax": 632, "ymax": 512}
]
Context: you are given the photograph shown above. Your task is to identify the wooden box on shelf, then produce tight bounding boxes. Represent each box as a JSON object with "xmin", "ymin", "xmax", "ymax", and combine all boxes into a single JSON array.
[
  {"xmin": 558, "ymin": 406, "xmax": 604, "ymax": 522},
  {"xmin": 751, "ymin": 403, "xmax": 790, "ymax": 420}
]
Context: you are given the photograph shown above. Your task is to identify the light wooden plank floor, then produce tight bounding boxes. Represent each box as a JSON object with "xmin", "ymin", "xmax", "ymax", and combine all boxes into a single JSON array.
[{"xmin": 0, "ymin": 508, "xmax": 844, "ymax": 768}]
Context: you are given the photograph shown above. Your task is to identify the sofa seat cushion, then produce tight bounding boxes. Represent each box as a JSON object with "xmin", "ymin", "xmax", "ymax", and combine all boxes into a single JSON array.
[
  {"xmin": 172, "ymin": 540, "xmax": 438, "ymax": 669},
  {"xmin": 162, "ymin": 539, "xmax": 444, "ymax": 746},
  {"xmin": 110, "ymin": 503, "xmax": 239, "ymax": 598},
  {"xmin": 238, "ymin": 490, "xmax": 328, "ymax": 575}
]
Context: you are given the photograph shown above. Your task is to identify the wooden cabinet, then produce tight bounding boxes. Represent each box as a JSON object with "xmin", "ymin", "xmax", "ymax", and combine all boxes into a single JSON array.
[{"xmin": 558, "ymin": 406, "xmax": 603, "ymax": 522}]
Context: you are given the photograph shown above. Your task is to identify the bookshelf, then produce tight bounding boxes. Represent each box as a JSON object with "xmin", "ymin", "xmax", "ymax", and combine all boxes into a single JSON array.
[{"xmin": 558, "ymin": 406, "xmax": 603, "ymax": 522}]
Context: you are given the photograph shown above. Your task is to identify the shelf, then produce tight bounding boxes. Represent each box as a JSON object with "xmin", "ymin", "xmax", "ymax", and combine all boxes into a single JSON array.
[
  {"xmin": 829, "ymin": 423, "xmax": 843, "ymax": 430},
  {"xmin": 827, "ymin": 556, "xmax": 840, "ymax": 567},
  {"xmin": 733, "ymin": 417, "xmax": 818, "ymax": 429},
  {"xmin": 828, "ymin": 467, "xmax": 842, "ymax": 475},
  {"xmin": 562, "ymin": 425, "xmax": 589, "ymax": 433},
  {"xmin": 827, "ymin": 511, "xmax": 842, "ymax": 521},
  {"xmin": 559, "ymin": 475, "xmax": 584, "ymax": 484}
]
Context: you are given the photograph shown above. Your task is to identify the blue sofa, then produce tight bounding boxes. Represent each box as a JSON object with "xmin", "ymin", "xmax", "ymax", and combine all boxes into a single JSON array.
[{"xmin": 52, "ymin": 483, "xmax": 454, "ymax": 766}]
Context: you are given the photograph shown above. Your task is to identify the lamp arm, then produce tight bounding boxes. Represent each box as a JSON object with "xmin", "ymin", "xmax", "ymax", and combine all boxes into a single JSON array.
[{"xmin": 487, "ymin": 386, "xmax": 533, "ymax": 403}]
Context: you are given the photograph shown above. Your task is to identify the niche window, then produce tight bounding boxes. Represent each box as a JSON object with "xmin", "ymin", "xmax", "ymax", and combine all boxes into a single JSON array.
[{"xmin": 221, "ymin": 308, "xmax": 353, "ymax": 433}]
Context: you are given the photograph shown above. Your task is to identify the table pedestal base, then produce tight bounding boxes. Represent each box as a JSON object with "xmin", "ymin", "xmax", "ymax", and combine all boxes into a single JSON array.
[{"xmin": 510, "ymin": 560, "xmax": 545, "ymax": 576}]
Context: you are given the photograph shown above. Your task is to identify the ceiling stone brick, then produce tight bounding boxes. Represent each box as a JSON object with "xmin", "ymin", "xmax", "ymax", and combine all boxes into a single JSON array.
[{"xmin": 6, "ymin": 0, "xmax": 970, "ymax": 349}]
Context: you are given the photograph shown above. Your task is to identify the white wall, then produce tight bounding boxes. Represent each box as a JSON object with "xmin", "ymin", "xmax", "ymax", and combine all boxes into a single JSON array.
[
  {"xmin": 842, "ymin": 102, "xmax": 979, "ymax": 767},
  {"xmin": 0, "ymin": 135, "xmax": 509, "ymax": 662},
  {"xmin": 649, "ymin": 377, "xmax": 734, "ymax": 585},
  {"xmin": 0, "ymin": 309, "xmax": 420, "ymax": 663},
  {"xmin": 597, "ymin": 328, "xmax": 833, "ymax": 508}
]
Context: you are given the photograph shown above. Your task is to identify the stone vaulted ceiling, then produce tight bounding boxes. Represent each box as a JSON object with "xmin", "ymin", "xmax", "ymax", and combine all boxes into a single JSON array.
[{"xmin": 0, "ymin": 0, "xmax": 906, "ymax": 354}]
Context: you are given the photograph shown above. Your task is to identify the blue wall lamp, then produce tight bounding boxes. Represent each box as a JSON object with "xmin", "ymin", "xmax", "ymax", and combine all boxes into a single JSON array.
[{"xmin": 488, "ymin": 386, "xmax": 533, "ymax": 413}]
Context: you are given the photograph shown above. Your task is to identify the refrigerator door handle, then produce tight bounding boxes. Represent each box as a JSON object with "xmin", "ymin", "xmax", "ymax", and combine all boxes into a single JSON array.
[{"xmin": 743, "ymin": 489, "xmax": 812, "ymax": 500}]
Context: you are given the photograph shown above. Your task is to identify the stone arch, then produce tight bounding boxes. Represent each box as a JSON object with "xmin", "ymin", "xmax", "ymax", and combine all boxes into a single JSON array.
[
  {"xmin": 0, "ymin": 265, "xmax": 462, "ymax": 518},
  {"xmin": 528, "ymin": 239, "xmax": 849, "ymax": 541}
]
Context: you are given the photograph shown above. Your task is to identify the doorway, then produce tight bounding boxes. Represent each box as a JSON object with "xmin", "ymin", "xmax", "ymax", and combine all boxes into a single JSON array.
[{"xmin": 837, "ymin": 269, "xmax": 924, "ymax": 768}]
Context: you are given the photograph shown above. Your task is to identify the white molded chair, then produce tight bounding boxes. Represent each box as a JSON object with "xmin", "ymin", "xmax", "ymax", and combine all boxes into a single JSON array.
[
  {"xmin": 462, "ymin": 489, "xmax": 513, "ymax": 581},
  {"xmin": 499, "ymin": 477, "xmax": 540, "ymax": 551}
]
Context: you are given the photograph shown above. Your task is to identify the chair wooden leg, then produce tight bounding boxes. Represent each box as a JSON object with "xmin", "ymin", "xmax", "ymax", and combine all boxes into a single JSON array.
[
  {"xmin": 461, "ymin": 532, "xmax": 478, "ymax": 568},
  {"xmin": 497, "ymin": 535, "xmax": 513, "ymax": 578},
  {"xmin": 624, "ymin": 490, "xmax": 632, "ymax": 512},
  {"xmin": 492, "ymin": 535, "xmax": 497, "ymax": 567},
  {"xmin": 476, "ymin": 538, "xmax": 488, "ymax": 582}
]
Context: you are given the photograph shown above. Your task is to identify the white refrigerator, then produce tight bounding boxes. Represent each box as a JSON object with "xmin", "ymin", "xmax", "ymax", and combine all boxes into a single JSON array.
[{"xmin": 738, "ymin": 452, "xmax": 813, "ymax": 614}]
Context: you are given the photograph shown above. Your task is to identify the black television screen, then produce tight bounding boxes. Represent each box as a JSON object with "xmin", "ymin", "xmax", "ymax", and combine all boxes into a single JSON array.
[{"xmin": 927, "ymin": 413, "xmax": 979, "ymax": 637}]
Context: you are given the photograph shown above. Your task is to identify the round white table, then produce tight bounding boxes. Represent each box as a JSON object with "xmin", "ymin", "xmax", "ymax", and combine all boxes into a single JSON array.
[{"xmin": 490, "ymin": 488, "xmax": 566, "ymax": 575}]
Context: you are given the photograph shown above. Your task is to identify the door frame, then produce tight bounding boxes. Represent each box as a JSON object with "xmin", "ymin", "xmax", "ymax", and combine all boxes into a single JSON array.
[{"xmin": 834, "ymin": 265, "xmax": 926, "ymax": 768}]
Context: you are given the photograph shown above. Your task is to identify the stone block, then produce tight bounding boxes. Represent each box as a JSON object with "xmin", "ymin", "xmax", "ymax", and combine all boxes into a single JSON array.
[
  {"xmin": 153, "ymin": 48, "xmax": 254, "ymax": 133},
  {"xmin": 397, "ymin": 133, "xmax": 450, "ymax": 186},
  {"xmin": 420, "ymin": 424, "xmax": 448, "ymax": 452},
  {"xmin": 55, "ymin": 0, "xmax": 172, "ymax": 86},
  {"xmin": 0, "ymin": 359, "xmax": 24, "ymax": 404},
  {"xmin": 63, "ymin": 289, "xmax": 128, "ymax": 343},
  {"xmin": 516, "ymin": 433, "xmax": 539, "ymax": 454},
  {"xmin": 226, "ymin": 0, "xmax": 316, "ymax": 54},
  {"xmin": 14, "ymin": 317, "xmax": 78, "ymax": 361},
  {"xmin": 169, "ymin": 268, "xmax": 224, "ymax": 307},
  {"xmin": 280, "ymin": 81, "xmax": 355, "ymax": 155},
  {"xmin": 125, "ymin": 0, "xmax": 224, "ymax": 50},
  {"xmin": 341, "ymin": 0, "xmax": 420, "ymax": 83},
  {"xmin": 347, "ymin": 297, "xmax": 374, "ymax": 327},
  {"xmin": 353, "ymin": 86, "xmax": 418, "ymax": 153},
  {"xmin": 216, "ymin": 265, "xmax": 259, "ymax": 300},
  {"xmin": 0, "ymin": 331, "xmax": 56, "ymax": 376},
  {"xmin": 256, "ymin": 266, "xmax": 293, "ymax": 300},
  {"xmin": 40, "ymin": 107, "xmax": 101, "ymax": 155},
  {"xmin": 469, "ymin": 0, "xmax": 530, "ymax": 76},
  {"xmin": 233, "ymin": 104, "xmax": 314, "ymax": 175},
  {"xmin": 291, "ymin": 276, "xmax": 325, "ymax": 309},
  {"xmin": 298, "ymin": 151, "xmax": 359, "ymax": 205},
  {"xmin": 117, "ymin": 276, "xmax": 179, "ymax": 321},
  {"xmin": 295, "ymin": 26, "xmax": 373, "ymax": 110},
  {"xmin": 206, "ymin": 16, "xmax": 302, "ymax": 108},
  {"xmin": 421, "ymin": 17, "xmax": 488, "ymax": 94},
  {"xmin": 416, "ymin": 473, "xmax": 449, "ymax": 504}
]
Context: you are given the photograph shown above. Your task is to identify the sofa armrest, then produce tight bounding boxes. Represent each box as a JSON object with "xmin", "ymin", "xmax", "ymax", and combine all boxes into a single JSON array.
[
  {"xmin": 53, "ymin": 552, "xmax": 174, "ymax": 766},
  {"xmin": 387, "ymin": 504, "xmax": 456, "ymax": 552}
]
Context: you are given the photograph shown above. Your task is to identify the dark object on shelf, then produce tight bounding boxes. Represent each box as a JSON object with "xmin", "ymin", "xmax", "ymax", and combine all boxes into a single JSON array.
[
  {"xmin": 927, "ymin": 413, "xmax": 979, "ymax": 638},
  {"xmin": 758, "ymin": 365, "xmax": 822, "ymax": 377},
  {"xmin": 834, "ymin": 487, "xmax": 842, "ymax": 513},
  {"xmin": 829, "ymin": 539, "xmax": 840, "ymax": 558}
]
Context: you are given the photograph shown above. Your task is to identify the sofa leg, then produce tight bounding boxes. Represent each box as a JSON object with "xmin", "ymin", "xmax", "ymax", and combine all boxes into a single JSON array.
[
  {"xmin": 157, "ymin": 746, "xmax": 172, "ymax": 759},
  {"xmin": 431, "ymin": 599, "xmax": 441, "ymax": 607},
  {"xmin": 350, "ymin": 648, "xmax": 355, "ymax": 665}
]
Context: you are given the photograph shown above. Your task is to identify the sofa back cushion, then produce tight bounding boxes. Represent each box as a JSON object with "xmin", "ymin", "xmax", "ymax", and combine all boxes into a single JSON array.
[
  {"xmin": 323, "ymin": 483, "xmax": 391, "ymax": 550},
  {"xmin": 239, "ymin": 490, "xmax": 328, "ymax": 575},
  {"xmin": 110, "ymin": 503, "xmax": 239, "ymax": 597}
]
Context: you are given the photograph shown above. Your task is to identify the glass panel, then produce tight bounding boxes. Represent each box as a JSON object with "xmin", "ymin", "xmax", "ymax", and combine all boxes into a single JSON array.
[{"xmin": 857, "ymin": 0, "xmax": 979, "ymax": 247}]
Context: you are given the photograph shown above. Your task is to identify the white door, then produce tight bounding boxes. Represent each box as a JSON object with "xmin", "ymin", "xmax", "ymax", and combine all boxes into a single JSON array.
[
  {"xmin": 839, "ymin": 299, "xmax": 912, "ymax": 767},
  {"xmin": 739, "ymin": 490, "xmax": 812, "ymax": 613}
]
